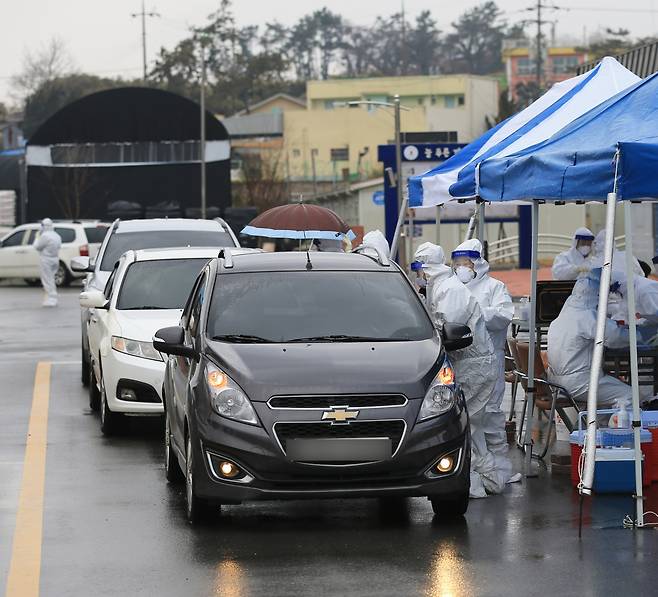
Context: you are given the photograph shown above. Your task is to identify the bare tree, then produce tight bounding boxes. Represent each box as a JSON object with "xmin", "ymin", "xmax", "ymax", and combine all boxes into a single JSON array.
[
  {"xmin": 11, "ymin": 38, "xmax": 74, "ymax": 103},
  {"xmin": 234, "ymin": 147, "xmax": 288, "ymax": 212}
]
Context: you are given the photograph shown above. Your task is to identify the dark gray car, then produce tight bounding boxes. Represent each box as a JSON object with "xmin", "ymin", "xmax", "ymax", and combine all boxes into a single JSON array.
[{"xmin": 155, "ymin": 249, "xmax": 472, "ymax": 524}]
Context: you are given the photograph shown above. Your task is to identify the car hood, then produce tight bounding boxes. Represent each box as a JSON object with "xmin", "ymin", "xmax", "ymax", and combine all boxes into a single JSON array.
[
  {"xmin": 114, "ymin": 310, "xmax": 182, "ymax": 341},
  {"xmin": 206, "ymin": 338, "xmax": 443, "ymax": 402}
]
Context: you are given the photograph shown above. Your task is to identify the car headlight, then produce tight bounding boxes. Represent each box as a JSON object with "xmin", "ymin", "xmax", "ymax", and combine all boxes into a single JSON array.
[
  {"xmin": 418, "ymin": 360, "xmax": 456, "ymax": 422},
  {"xmin": 111, "ymin": 336, "xmax": 163, "ymax": 361},
  {"xmin": 206, "ymin": 363, "xmax": 259, "ymax": 426}
]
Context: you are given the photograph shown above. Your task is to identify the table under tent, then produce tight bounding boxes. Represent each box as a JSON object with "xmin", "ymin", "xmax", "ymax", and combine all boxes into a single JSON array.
[{"xmin": 407, "ymin": 58, "xmax": 658, "ymax": 528}]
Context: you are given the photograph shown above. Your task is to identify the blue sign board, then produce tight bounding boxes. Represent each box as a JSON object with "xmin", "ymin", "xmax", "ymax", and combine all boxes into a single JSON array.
[
  {"xmin": 377, "ymin": 143, "xmax": 465, "ymax": 247},
  {"xmin": 372, "ymin": 190, "xmax": 385, "ymax": 206}
]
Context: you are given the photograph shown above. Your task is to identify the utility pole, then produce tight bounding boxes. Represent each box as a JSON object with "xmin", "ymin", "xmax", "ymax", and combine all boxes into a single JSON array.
[
  {"xmin": 199, "ymin": 43, "xmax": 207, "ymax": 219},
  {"xmin": 524, "ymin": 2, "xmax": 564, "ymax": 95},
  {"xmin": 131, "ymin": 1, "xmax": 160, "ymax": 81}
]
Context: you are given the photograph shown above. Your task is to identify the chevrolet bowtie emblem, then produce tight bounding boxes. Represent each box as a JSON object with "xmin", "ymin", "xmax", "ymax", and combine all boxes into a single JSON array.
[{"xmin": 322, "ymin": 407, "xmax": 359, "ymax": 423}]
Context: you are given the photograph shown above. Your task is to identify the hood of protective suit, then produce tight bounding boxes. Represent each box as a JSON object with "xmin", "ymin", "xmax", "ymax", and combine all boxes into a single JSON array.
[
  {"xmin": 572, "ymin": 226, "xmax": 595, "ymax": 249},
  {"xmin": 361, "ymin": 230, "xmax": 389, "ymax": 258},
  {"xmin": 452, "ymin": 238, "xmax": 490, "ymax": 280},
  {"xmin": 41, "ymin": 218, "xmax": 54, "ymax": 231},
  {"xmin": 414, "ymin": 242, "xmax": 451, "ymax": 284}
]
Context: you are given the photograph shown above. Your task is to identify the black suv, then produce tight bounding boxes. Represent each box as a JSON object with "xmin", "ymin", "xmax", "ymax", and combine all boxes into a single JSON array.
[{"xmin": 155, "ymin": 248, "xmax": 472, "ymax": 523}]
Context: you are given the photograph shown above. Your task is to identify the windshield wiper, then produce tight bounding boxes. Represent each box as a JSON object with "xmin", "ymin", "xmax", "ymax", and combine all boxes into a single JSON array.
[
  {"xmin": 122, "ymin": 305, "xmax": 164, "ymax": 310},
  {"xmin": 288, "ymin": 334, "xmax": 401, "ymax": 343},
  {"xmin": 211, "ymin": 334, "xmax": 273, "ymax": 344}
]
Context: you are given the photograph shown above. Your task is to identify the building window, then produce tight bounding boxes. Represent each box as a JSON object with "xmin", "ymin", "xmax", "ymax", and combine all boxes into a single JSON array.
[
  {"xmin": 457, "ymin": 95, "xmax": 465, "ymax": 106},
  {"xmin": 324, "ymin": 100, "xmax": 335, "ymax": 110},
  {"xmin": 417, "ymin": 97, "xmax": 424, "ymax": 105},
  {"xmin": 292, "ymin": 149, "xmax": 301, "ymax": 158},
  {"xmin": 552, "ymin": 55, "xmax": 580, "ymax": 74},
  {"xmin": 444, "ymin": 95, "xmax": 464, "ymax": 109},
  {"xmin": 517, "ymin": 57, "xmax": 535, "ymax": 75},
  {"xmin": 431, "ymin": 96, "xmax": 437, "ymax": 105}
]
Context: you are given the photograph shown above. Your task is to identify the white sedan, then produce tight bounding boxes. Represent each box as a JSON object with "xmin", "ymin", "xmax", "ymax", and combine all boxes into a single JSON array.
[
  {"xmin": 0, "ymin": 221, "xmax": 109, "ymax": 286},
  {"xmin": 80, "ymin": 247, "xmax": 227, "ymax": 435}
]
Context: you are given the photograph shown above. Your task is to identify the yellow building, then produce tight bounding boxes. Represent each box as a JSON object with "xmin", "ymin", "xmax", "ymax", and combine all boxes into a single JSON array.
[{"xmin": 284, "ymin": 74, "xmax": 499, "ymax": 180}]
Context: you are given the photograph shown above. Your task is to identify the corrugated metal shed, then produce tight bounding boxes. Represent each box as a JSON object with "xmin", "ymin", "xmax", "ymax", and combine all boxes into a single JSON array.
[
  {"xmin": 223, "ymin": 113, "xmax": 283, "ymax": 138},
  {"xmin": 577, "ymin": 42, "xmax": 658, "ymax": 77}
]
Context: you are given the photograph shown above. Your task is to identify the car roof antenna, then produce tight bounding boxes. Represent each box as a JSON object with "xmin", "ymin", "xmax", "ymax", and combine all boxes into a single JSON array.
[{"xmin": 306, "ymin": 238, "xmax": 313, "ymax": 270}]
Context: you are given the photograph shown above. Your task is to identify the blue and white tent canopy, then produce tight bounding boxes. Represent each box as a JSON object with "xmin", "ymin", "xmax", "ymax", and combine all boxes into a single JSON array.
[
  {"xmin": 477, "ymin": 71, "xmax": 658, "ymax": 202},
  {"xmin": 407, "ymin": 57, "xmax": 639, "ymax": 208}
]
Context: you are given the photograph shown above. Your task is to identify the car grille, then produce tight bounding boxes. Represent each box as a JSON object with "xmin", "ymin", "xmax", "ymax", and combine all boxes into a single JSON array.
[
  {"xmin": 274, "ymin": 420, "xmax": 406, "ymax": 455},
  {"xmin": 268, "ymin": 394, "xmax": 407, "ymax": 409}
]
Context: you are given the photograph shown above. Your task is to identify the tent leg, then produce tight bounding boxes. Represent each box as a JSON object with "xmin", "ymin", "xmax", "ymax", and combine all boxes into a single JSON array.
[
  {"xmin": 581, "ymin": 193, "xmax": 617, "ymax": 495},
  {"xmin": 390, "ymin": 192, "xmax": 408, "ymax": 263},
  {"xmin": 523, "ymin": 201, "xmax": 539, "ymax": 477},
  {"xmin": 477, "ymin": 202, "xmax": 486, "ymax": 243},
  {"xmin": 435, "ymin": 206, "xmax": 441, "ymax": 244},
  {"xmin": 624, "ymin": 200, "xmax": 644, "ymax": 527}
]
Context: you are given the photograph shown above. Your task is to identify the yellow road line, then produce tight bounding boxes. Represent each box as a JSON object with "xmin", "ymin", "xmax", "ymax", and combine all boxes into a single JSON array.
[{"xmin": 5, "ymin": 361, "xmax": 51, "ymax": 597}]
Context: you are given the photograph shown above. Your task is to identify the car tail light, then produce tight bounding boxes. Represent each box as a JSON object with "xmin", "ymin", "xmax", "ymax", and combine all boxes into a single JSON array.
[{"xmin": 79, "ymin": 244, "xmax": 89, "ymax": 256}]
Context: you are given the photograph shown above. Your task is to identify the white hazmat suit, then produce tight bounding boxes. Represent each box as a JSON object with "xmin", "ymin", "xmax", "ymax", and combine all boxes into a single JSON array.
[
  {"xmin": 552, "ymin": 227, "xmax": 595, "ymax": 280},
  {"xmin": 361, "ymin": 230, "xmax": 390, "ymax": 258},
  {"xmin": 452, "ymin": 239, "xmax": 515, "ymax": 483},
  {"xmin": 33, "ymin": 218, "xmax": 61, "ymax": 307},
  {"xmin": 547, "ymin": 271, "xmax": 632, "ymax": 410},
  {"xmin": 414, "ymin": 242, "xmax": 505, "ymax": 498},
  {"xmin": 592, "ymin": 230, "xmax": 643, "ymax": 277}
]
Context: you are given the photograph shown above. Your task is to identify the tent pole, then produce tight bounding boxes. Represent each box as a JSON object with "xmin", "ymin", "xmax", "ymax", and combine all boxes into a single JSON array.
[
  {"xmin": 435, "ymin": 206, "xmax": 441, "ymax": 244},
  {"xmin": 581, "ymin": 192, "xmax": 617, "ymax": 495},
  {"xmin": 623, "ymin": 200, "xmax": 644, "ymax": 527},
  {"xmin": 523, "ymin": 200, "xmax": 539, "ymax": 477},
  {"xmin": 477, "ymin": 202, "xmax": 486, "ymax": 244},
  {"xmin": 390, "ymin": 190, "xmax": 408, "ymax": 261}
]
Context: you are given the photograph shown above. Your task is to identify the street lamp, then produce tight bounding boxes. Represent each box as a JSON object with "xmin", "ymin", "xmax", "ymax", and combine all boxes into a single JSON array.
[{"xmin": 344, "ymin": 96, "xmax": 410, "ymax": 262}]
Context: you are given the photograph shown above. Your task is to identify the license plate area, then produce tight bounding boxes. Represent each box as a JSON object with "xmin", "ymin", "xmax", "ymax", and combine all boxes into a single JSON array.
[{"xmin": 286, "ymin": 437, "xmax": 392, "ymax": 462}]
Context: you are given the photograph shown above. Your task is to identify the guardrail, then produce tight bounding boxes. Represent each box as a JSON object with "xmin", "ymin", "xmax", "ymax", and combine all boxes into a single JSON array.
[{"xmin": 487, "ymin": 234, "xmax": 626, "ymax": 265}]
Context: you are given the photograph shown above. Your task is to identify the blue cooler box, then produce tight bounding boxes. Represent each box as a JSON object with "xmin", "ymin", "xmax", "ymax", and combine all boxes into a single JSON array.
[{"xmin": 593, "ymin": 448, "xmax": 643, "ymax": 493}]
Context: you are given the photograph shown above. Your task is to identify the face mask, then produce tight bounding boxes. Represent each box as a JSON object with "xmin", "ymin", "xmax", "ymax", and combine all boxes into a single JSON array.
[
  {"xmin": 455, "ymin": 266, "xmax": 474, "ymax": 284},
  {"xmin": 577, "ymin": 245, "xmax": 591, "ymax": 257}
]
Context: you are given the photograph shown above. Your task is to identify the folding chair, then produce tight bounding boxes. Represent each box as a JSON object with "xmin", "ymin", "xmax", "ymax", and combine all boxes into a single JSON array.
[{"xmin": 513, "ymin": 341, "xmax": 582, "ymax": 459}]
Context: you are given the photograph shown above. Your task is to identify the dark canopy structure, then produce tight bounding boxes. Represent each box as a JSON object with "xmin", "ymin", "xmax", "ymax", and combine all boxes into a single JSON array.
[{"xmin": 26, "ymin": 87, "xmax": 231, "ymax": 221}]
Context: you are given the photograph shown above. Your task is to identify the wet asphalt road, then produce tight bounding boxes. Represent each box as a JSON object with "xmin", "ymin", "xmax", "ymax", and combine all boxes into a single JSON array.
[{"xmin": 1, "ymin": 284, "xmax": 658, "ymax": 597}]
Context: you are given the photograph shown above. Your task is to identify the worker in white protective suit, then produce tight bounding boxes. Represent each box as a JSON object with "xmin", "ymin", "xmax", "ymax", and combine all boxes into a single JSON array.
[
  {"xmin": 33, "ymin": 218, "xmax": 61, "ymax": 307},
  {"xmin": 361, "ymin": 230, "xmax": 390, "ymax": 259},
  {"xmin": 592, "ymin": 230, "xmax": 643, "ymax": 277},
  {"xmin": 451, "ymin": 239, "xmax": 518, "ymax": 484},
  {"xmin": 552, "ymin": 227, "xmax": 595, "ymax": 280},
  {"xmin": 413, "ymin": 242, "xmax": 505, "ymax": 498},
  {"xmin": 547, "ymin": 270, "xmax": 632, "ymax": 411}
]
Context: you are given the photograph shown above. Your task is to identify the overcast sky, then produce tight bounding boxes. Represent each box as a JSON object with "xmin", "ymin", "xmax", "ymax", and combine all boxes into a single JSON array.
[{"xmin": 3, "ymin": 0, "xmax": 658, "ymax": 105}]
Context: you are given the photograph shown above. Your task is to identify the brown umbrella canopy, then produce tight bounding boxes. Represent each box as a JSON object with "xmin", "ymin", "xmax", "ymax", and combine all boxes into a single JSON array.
[{"xmin": 242, "ymin": 203, "xmax": 354, "ymax": 239}]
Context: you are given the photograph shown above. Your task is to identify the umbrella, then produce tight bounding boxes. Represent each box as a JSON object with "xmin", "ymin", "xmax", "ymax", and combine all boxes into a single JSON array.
[{"xmin": 241, "ymin": 203, "xmax": 355, "ymax": 240}]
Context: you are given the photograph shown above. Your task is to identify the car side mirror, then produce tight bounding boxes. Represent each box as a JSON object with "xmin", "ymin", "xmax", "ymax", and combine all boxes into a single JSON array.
[
  {"xmin": 79, "ymin": 290, "xmax": 108, "ymax": 309},
  {"xmin": 71, "ymin": 256, "xmax": 93, "ymax": 273},
  {"xmin": 441, "ymin": 322, "xmax": 473, "ymax": 351},
  {"xmin": 153, "ymin": 326, "xmax": 196, "ymax": 359}
]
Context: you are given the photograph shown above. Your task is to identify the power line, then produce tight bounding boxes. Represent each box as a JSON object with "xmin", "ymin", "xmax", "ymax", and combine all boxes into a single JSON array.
[
  {"xmin": 131, "ymin": 1, "xmax": 160, "ymax": 81},
  {"xmin": 523, "ymin": 2, "xmax": 566, "ymax": 89}
]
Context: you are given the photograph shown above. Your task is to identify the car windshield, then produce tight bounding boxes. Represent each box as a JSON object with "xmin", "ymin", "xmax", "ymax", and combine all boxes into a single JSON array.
[
  {"xmin": 116, "ymin": 258, "xmax": 209, "ymax": 310},
  {"xmin": 84, "ymin": 225, "xmax": 109, "ymax": 243},
  {"xmin": 207, "ymin": 271, "xmax": 434, "ymax": 343},
  {"xmin": 101, "ymin": 230, "xmax": 234, "ymax": 270}
]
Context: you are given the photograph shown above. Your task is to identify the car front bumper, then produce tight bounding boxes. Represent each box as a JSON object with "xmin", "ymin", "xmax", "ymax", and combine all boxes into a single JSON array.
[
  {"xmin": 190, "ymin": 399, "xmax": 469, "ymax": 503},
  {"xmin": 104, "ymin": 349, "xmax": 164, "ymax": 414}
]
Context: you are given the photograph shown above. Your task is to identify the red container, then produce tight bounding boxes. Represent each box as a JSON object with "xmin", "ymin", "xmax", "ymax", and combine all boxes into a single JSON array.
[{"xmin": 570, "ymin": 430, "xmax": 654, "ymax": 487}]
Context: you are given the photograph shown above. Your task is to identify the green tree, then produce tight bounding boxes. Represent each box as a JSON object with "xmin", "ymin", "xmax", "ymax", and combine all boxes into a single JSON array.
[
  {"xmin": 443, "ymin": 1, "xmax": 506, "ymax": 75},
  {"xmin": 408, "ymin": 11, "xmax": 442, "ymax": 75}
]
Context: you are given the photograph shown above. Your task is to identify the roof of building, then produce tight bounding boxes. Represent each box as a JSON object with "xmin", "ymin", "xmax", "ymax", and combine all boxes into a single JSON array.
[
  {"xmin": 234, "ymin": 93, "xmax": 306, "ymax": 116},
  {"xmin": 578, "ymin": 43, "xmax": 658, "ymax": 77},
  {"xmin": 28, "ymin": 87, "xmax": 228, "ymax": 145},
  {"xmin": 223, "ymin": 112, "xmax": 283, "ymax": 138}
]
